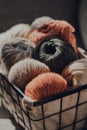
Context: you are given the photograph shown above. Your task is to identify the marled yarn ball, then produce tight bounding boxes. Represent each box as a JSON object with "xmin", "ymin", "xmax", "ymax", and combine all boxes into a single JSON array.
[
  {"xmin": 8, "ymin": 59, "xmax": 50, "ymax": 91},
  {"xmin": 28, "ymin": 20, "xmax": 77, "ymax": 53},
  {"xmin": 31, "ymin": 16, "xmax": 54, "ymax": 30},
  {"xmin": 62, "ymin": 58, "xmax": 87, "ymax": 87},
  {"xmin": 0, "ymin": 24, "xmax": 30, "ymax": 60},
  {"xmin": 1, "ymin": 38, "xmax": 35, "ymax": 74},
  {"xmin": 33, "ymin": 37, "xmax": 78, "ymax": 74},
  {"xmin": 25, "ymin": 72, "xmax": 68, "ymax": 100}
]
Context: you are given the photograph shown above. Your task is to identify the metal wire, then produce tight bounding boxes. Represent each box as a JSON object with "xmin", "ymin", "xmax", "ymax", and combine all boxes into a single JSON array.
[{"xmin": 0, "ymin": 73, "xmax": 87, "ymax": 130}]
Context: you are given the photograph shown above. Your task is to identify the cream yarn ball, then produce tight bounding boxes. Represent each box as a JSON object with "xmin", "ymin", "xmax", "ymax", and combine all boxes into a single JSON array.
[
  {"xmin": 8, "ymin": 58, "xmax": 50, "ymax": 91},
  {"xmin": 62, "ymin": 58, "xmax": 87, "ymax": 88}
]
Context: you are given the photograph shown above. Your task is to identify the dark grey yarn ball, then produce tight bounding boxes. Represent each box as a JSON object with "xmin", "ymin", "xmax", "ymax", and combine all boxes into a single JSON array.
[
  {"xmin": 33, "ymin": 37, "xmax": 78, "ymax": 74},
  {"xmin": 1, "ymin": 38, "xmax": 35, "ymax": 74}
]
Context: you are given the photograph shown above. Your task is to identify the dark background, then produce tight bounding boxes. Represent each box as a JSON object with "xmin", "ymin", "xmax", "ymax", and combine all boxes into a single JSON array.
[
  {"xmin": 0, "ymin": 1, "xmax": 86, "ymax": 130},
  {"xmin": 0, "ymin": 0, "xmax": 84, "ymax": 48}
]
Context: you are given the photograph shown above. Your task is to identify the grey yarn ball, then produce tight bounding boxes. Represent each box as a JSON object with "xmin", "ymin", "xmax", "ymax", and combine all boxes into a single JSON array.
[
  {"xmin": 8, "ymin": 58, "xmax": 50, "ymax": 91},
  {"xmin": 31, "ymin": 16, "xmax": 54, "ymax": 30},
  {"xmin": 1, "ymin": 38, "xmax": 35, "ymax": 74}
]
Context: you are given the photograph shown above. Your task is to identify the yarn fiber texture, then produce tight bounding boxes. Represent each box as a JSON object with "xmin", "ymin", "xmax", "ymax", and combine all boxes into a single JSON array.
[
  {"xmin": 31, "ymin": 16, "xmax": 54, "ymax": 30},
  {"xmin": 0, "ymin": 23, "xmax": 31, "ymax": 40},
  {"xmin": 28, "ymin": 20, "xmax": 77, "ymax": 53},
  {"xmin": 25, "ymin": 72, "xmax": 68, "ymax": 100},
  {"xmin": 8, "ymin": 58, "xmax": 50, "ymax": 91},
  {"xmin": 62, "ymin": 58, "xmax": 87, "ymax": 87},
  {"xmin": 33, "ymin": 37, "xmax": 78, "ymax": 74},
  {"xmin": 1, "ymin": 38, "xmax": 35, "ymax": 74}
]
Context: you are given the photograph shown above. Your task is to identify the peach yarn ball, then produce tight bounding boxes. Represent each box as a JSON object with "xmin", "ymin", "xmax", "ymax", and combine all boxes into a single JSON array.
[
  {"xmin": 28, "ymin": 20, "xmax": 77, "ymax": 53},
  {"xmin": 25, "ymin": 72, "xmax": 68, "ymax": 100}
]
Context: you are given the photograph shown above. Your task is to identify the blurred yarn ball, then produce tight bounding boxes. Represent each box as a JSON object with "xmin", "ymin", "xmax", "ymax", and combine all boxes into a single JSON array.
[
  {"xmin": 25, "ymin": 72, "xmax": 68, "ymax": 100},
  {"xmin": 62, "ymin": 58, "xmax": 87, "ymax": 87},
  {"xmin": 31, "ymin": 16, "xmax": 54, "ymax": 30},
  {"xmin": 8, "ymin": 58, "xmax": 50, "ymax": 91},
  {"xmin": 1, "ymin": 38, "xmax": 35, "ymax": 74},
  {"xmin": 0, "ymin": 23, "xmax": 31, "ymax": 40},
  {"xmin": 0, "ymin": 24, "xmax": 31, "ymax": 58},
  {"xmin": 33, "ymin": 37, "xmax": 78, "ymax": 74},
  {"xmin": 28, "ymin": 20, "xmax": 77, "ymax": 53}
]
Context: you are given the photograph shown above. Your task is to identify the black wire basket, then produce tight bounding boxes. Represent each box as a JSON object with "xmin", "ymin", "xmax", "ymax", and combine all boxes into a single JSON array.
[{"xmin": 0, "ymin": 48, "xmax": 87, "ymax": 130}]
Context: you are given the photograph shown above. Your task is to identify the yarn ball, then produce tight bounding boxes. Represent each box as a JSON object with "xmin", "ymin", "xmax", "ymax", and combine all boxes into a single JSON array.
[
  {"xmin": 31, "ymin": 16, "xmax": 54, "ymax": 30},
  {"xmin": 25, "ymin": 72, "xmax": 68, "ymax": 100},
  {"xmin": 28, "ymin": 20, "xmax": 77, "ymax": 53},
  {"xmin": 62, "ymin": 58, "xmax": 87, "ymax": 87},
  {"xmin": 33, "ymin": 37, "xmax": 78, "ymax": 74},
  {"xmin": 8, "ymin": 58, "xmax": 50, "ymax": 91},
  {"xmin": 1, "ymin": 38, "xmax": 35, "ymax": 74},
  {"xmin": 0, "ymin": 23, "xmax": 31, "ymax": 40}
]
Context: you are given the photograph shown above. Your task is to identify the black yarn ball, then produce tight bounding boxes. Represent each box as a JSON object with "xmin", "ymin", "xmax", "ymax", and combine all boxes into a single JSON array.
[
  {"xmin": 33, "ymin": 37, "xmax": 78, "ymax": 73},
  {"xmin": 1, "ymin": 38, "xmax": 35, "ymax": 74}
]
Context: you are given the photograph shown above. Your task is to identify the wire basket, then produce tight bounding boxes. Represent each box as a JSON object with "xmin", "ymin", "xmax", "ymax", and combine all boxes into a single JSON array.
[{"xmin": 0, "ymin": 48, "xmax": 87, "ymax": 130}]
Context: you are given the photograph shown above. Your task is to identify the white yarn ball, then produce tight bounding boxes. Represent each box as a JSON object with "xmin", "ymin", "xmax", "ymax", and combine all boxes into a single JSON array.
[
  {"xmin": 31, "ymin": 16, "xmax": 54, "ymax": 30},
  {"xmin": 0, "ymin": 23, "xmax": 31, "ymax": 40}
]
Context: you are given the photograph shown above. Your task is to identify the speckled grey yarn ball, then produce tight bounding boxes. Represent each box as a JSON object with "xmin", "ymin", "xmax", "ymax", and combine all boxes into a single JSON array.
[
  {"xmin": 31, "ymin": 16, "xmax": 54, "ymax": 30},
  {"xmin": 1, "ymin": 38, "xmax": 35, "ymax": 74},
  {"xmin": 8, "ymin": 58, "xmax": 50, "ymax": 91}
]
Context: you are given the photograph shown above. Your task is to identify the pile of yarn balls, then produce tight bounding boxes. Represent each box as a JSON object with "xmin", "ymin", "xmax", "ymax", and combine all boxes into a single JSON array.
[{"xmin": 0, "ymin": 16, "xmax": 86, "ymax": 101}]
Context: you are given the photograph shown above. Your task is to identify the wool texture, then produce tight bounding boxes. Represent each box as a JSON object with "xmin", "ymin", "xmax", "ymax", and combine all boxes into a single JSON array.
[
  {"xmin": 0, "ymin": 24, "xmax": 31, "ymax": 58},
  {"xmin": 0, "ymin": 23, "xmax": 31, "ymax": 40},
  {"xmin": 1, "ymin": 38, "xmax": 35, "ymax": 74},
  {"xmin": 28, "ymin": 20, "xmax": 77, "ymax": 53},
  {"xmin": 25, "ymin": 72, "xmax": 68, "ymax": 100},
  {"xmin": 62, "ymin": 58, "xmax": 87, "ymax": 88},
  {"xmin": 33, "ymin": 37, "xmax": 78, "ymax": 74},
  {"xmin": 31, "ymin": 16, "xmax": 54, "ymax": 30},
  {"xmin": 8, "ymin": 58, "xmax": 50, "ymax": 91}
]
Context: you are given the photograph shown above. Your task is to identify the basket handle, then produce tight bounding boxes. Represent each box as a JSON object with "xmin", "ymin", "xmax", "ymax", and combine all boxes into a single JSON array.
[{"xmin": 22, "ymin": 95, "xmax": 36, "ymax": 111}]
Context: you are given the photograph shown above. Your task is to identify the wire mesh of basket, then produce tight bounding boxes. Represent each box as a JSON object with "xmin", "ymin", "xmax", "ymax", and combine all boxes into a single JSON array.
[
  {"xmin": 0, "ymin": 48, "xmax": 87, "ymax": 130},
  {"xmin": 0, "ymin": 72, "xmax": 87, "ymax": 130}
]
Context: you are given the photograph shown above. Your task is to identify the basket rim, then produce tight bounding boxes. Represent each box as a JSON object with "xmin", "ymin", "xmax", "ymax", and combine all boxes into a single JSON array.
[{"xmin": 0, "ymin": 72, "xmax": 87, "ymax": 107}]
